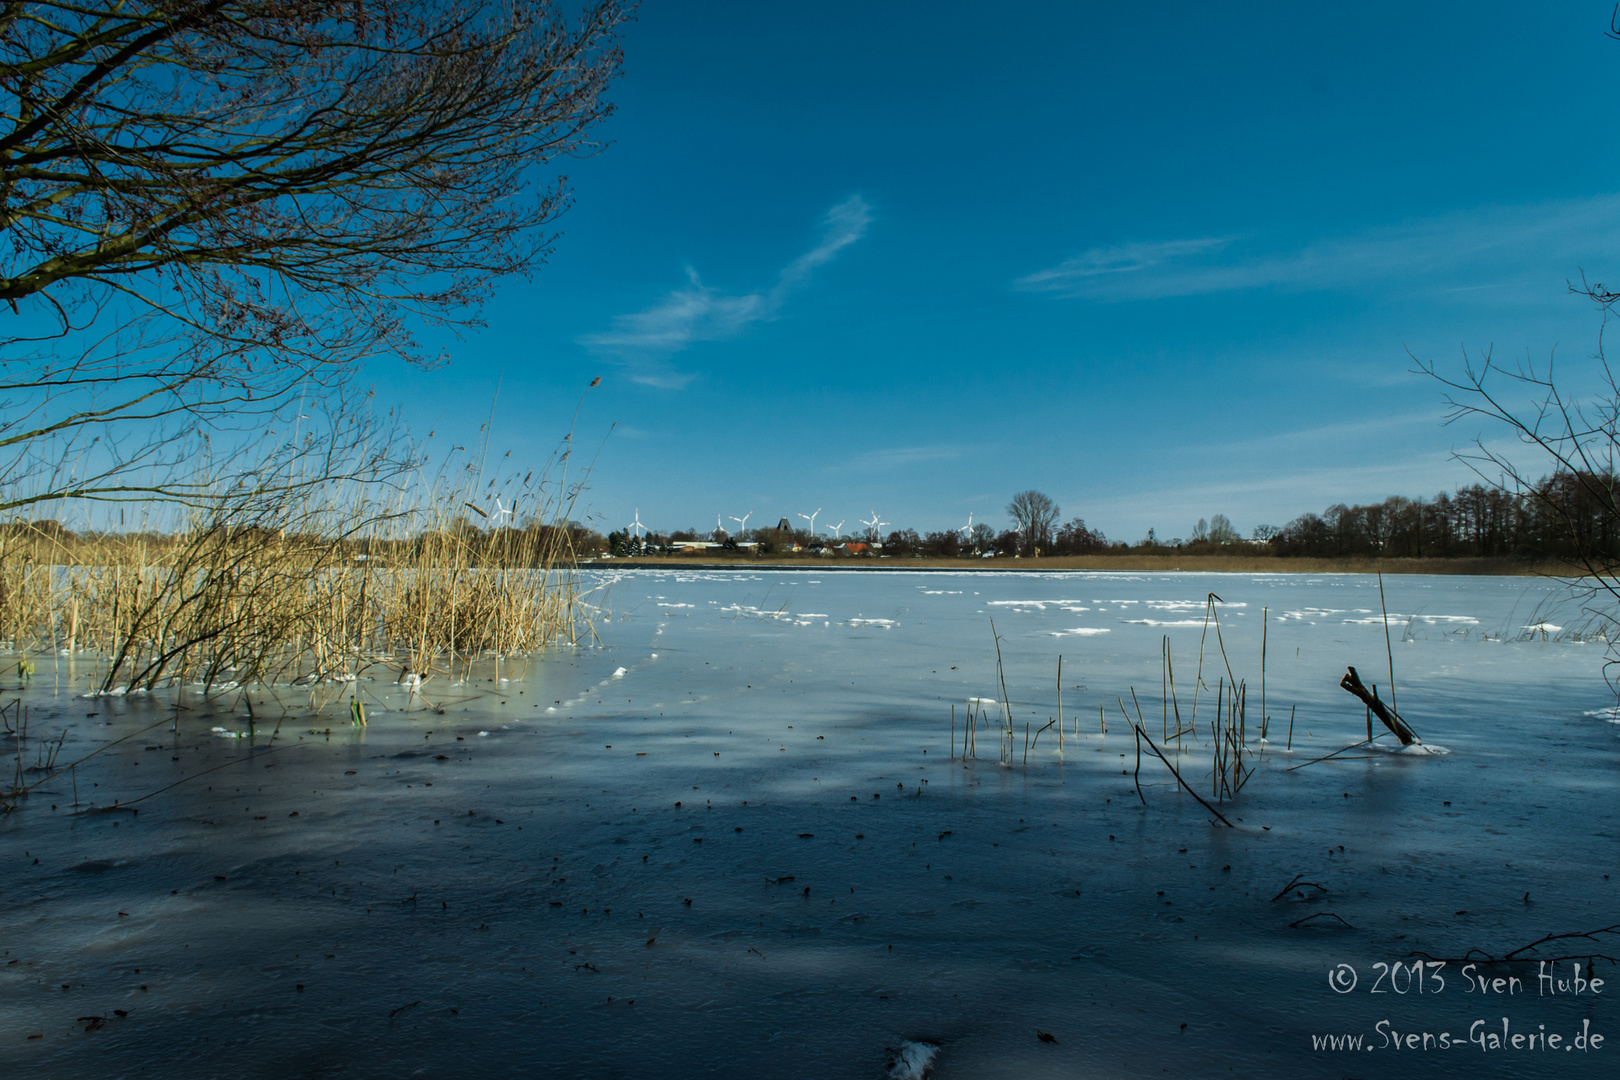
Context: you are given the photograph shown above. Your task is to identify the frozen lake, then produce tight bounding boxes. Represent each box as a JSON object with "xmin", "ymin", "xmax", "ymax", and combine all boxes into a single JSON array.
[{"xmin": 3, "ymin": 569, "xmax": 1618, "ymax": 1078}]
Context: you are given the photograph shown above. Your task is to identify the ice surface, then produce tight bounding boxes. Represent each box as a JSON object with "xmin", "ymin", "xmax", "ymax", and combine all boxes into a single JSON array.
[{"xmin": 3, "ymin": 570, "xmax": 1618, "ymax": 1079}]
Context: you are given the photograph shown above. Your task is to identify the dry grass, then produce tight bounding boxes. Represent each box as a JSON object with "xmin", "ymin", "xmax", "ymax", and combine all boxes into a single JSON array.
[{"xmin": 0, "ymin": 422, "xmax": 594, "ymax": 697}]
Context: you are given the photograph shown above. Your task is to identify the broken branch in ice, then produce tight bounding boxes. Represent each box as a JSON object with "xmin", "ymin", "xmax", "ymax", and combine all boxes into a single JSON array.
[
  {"xmin": 1339, "ymin": 666, "xmax": 1419, "ymax": 745},
  {"xmin": 1408, "ymin": 924, "xmax": 1620, "ymax": 967},
  {"xmin": 1270, "ymin": 873, "xmax": 1329, "ymax": 903},
  {"xmin": 1289, "ymin": 911, "xmax": 1355, "ymax": 930}
]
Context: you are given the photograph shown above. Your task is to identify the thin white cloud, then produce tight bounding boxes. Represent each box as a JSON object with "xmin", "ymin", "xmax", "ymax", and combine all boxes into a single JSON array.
[
  {"xmin": 839, "ymin": 444, "xmax": 964, "ymax": 472},
  {"xmin": 1014, "ymin": 236, "xmax": 1233, "ymax": 292},
  {"xmin": 1015, "ymin": 193, "xmax": 1620, "ymax": 302},
  {"xmin": 775, "ymin": 195, "xmax": 872, "ymax": 290},
  {"xmin": 582, "ymin": 195, "xmax": 872, "ymax": 387}
]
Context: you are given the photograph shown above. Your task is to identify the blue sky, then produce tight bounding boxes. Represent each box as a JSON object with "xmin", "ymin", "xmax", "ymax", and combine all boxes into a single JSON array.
[{"xmin": 388, "ymin": 2, "xmax": 1620, "ymax": 542}]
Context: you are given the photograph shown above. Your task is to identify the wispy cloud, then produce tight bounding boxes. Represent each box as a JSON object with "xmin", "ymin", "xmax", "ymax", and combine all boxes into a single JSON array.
[
  {"xmin": 1014, "ymin": 193, "xmax": 1620, "ymax": 302},
  {"xmin": 582, "ymin": 195, "xmax": 872, "ymax": 387},
  {"xmin": 1014, "ymin": 237, "xmax": 1233, "ymax": 293},
  {"xmin": 839, "ymin": 444, "xmax": 964, "ymax": 472}
]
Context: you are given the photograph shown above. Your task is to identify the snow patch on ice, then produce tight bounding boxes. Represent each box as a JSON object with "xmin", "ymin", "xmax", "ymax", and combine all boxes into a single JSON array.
[
  {"xmin": 885, "ymin": 1040, "xmax": 939, "ymax": 1080},
  {"xmin": 1370, "ymin": 742, "xmax": 1450, "ymax": 756},
  {"xmin": 1344, "ymin": 613, "xmax": 1479, "ymax": 626},
  {"xmin": 987, "ymin": 599, "xmax": 1087, "ymax": 611},
  {"xmin": 1275, "ymin": 608, "xmax": 1346, "ymax": 622}
]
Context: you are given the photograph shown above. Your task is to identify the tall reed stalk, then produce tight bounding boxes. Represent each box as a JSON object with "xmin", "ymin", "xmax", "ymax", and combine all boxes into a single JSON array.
[{"xmin": 0, "ymin": 403, "xmax": 598, "ymax": 697}]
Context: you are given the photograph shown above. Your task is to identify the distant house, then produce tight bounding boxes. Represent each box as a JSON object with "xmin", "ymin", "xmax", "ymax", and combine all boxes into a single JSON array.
[
  {"xmin": 839, "ymin": 542, "xmax": 871, "ymax": 556},
  {"xmin": 669, "ymin": 541, "xmax": 719, "ymax": 553},
  {"xmin": 776, "ymin": 517, "xmax": 792, "ymax": 532}
]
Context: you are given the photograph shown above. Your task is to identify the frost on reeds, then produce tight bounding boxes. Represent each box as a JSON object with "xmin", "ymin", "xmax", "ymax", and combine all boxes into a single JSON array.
[{"xmin": 0, "ymin": 410, "xmax": 597, "ymax": 697}]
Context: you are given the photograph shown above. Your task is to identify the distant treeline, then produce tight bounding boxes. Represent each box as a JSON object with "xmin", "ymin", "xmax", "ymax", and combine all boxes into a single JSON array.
[
  {"xmin": 631, "ymin": 472, "xmax": 1619, "ymax": 563},
  {"xmin": 10, "ymin": 471, "xmax": 1615, "ymax": 565},
  {"xmin": 1256, "ymin": 474, "xmax": 1617, "ymax": 561}
]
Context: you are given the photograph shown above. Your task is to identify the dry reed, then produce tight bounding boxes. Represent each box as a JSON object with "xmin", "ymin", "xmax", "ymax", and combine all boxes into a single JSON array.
[{"xmin": 0, "ymin": 403, "xmax": 597, "ymax": 702}]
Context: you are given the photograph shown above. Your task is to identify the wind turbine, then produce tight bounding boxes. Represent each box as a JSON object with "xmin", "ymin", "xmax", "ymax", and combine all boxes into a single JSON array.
[
  {"xmin": 796, "ymin": 507, "xmax": 821, "ymax": 536},
  {"xmin": 824, "ymin": 520, "xmax": 844, "ymax": 539},
  {"xmin": 861, "ymin": 511, "xmax": 889, "ymax": 541},
  {"xmin": 716, "ymin": 512, "xmax": 727, "ymax": 538},
  {"xmin": 627, "ymin": 508, "xmax": 647, "ymax": 538},
  {"xmin": 728, "ymin": 510, "xmax": 753, "ymax": 536},
  {"xmin": 958, "ymin": 511, "xmax": 973, "ymax": 537},
  {"xmin": 493, "ymin": 497, "xmax": 514, "ymax": 521}
]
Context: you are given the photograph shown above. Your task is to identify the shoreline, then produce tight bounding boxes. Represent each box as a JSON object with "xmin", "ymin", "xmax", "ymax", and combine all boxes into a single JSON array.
[{"xmin": 582, "ymin": 554, "xmax": 1572, "ymax": 575}]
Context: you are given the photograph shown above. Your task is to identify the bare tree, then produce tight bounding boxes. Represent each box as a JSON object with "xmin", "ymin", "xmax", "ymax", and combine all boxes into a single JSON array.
[
  {"xmin": 1006, "ymin": 489, "xmax": 1058, "ymax": 556},
  {"xmin": 1410, "ymin": 11, "xmax": 1620, "ymax": 662},
  {"xmin": 1416, "ymin": 308, "xmax": 1620, "ymax": 623},
  {"xmin": 0, "ymin": 0, "xmax": 629, "ymax": 515},
  {"xmin": 1207, "ymin": 513, "xmax": 1239, "ymax": 545}
]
